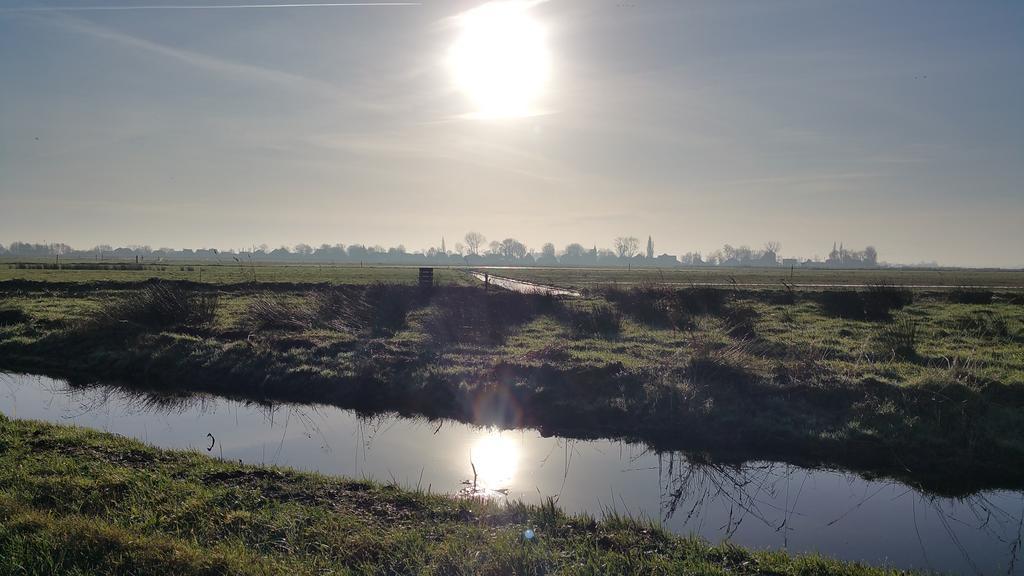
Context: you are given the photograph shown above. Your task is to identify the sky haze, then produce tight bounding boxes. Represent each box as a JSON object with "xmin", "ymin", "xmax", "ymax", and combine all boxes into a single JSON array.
[{"xmin": 1, "ymin": 0, "xmax": 1022, "ymax": 266}]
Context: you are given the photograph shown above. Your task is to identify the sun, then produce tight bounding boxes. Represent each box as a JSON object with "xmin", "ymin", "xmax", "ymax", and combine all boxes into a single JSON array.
[{"xmin": 448, "ymin": 1, "xmax": 551, "ymax": 119}]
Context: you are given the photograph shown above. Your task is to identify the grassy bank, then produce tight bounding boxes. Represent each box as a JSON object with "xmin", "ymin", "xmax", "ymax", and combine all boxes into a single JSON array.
[
  {"xmin": 2, "ymin": 279, "xmax": 1024, "ymax": 494},
  {"xmin": 0, "ymin": 415, "xmax": 913, "ymax": 575}
]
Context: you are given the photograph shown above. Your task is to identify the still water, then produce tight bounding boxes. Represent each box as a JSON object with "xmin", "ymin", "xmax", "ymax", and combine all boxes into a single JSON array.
[{"xmin": 2, "ymin": 372, "xmax": 1021, "ymax": 575}]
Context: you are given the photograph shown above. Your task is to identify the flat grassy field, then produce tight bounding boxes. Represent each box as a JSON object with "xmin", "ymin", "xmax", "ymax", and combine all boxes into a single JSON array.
[
  {"xmin": 0, "ymin": 261, "xmax": 475, "ymax": 286},
  {"xmin": 2, "ymin": 277, "xmax": 1023, "ymax": 494},
  {"xmin": 3, "ymin": 260, "xmax": 1023, "ymax": 290},
  {"xmin": 479, "ymin": 266, "xmax": 1024, "ymax": 290},
  {"xmin": 0, "ymin": 416, "xmax": 906, "ymax": 576}
]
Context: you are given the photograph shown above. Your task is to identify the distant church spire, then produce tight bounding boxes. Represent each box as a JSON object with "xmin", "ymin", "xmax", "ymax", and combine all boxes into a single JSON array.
[
  {"xmin": 441, "ymin": 237, "xmax": 446, "ymax": 254},
  {"xmin": 646, "ymin": 236, "xmax": 654, "ymax": 259}
]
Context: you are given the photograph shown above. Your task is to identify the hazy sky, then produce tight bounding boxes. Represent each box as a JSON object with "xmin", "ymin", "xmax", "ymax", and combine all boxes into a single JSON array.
[{"xmin": 1, "ymin": 1, "xmax": 1022, "ymax": 266}]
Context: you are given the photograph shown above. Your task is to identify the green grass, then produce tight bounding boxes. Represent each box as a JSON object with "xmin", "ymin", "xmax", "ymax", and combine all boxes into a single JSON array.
[
  {"xmin": 0, "ymin": 261, "xmax": 476, "ymax": 286},
  {"xmin": 479, "ymin": 266, "xmax": 1024, "ymax": 290},
  {"xmin": 2, "ymin": 280, "xmax": 1024, "ymax": 494},
  {"xmin": 3, "ymin": 260, "xmax": 1023, "ymax": 290},
  {"xmin": 0, "ymin": 415, "xmax": 914, "ymax": 575}
]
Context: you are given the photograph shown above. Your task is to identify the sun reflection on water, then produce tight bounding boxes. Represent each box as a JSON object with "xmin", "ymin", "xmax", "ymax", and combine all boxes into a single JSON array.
[{"xmin": 469, "ymin": 432, "xmax": 520, "ymax": 491}]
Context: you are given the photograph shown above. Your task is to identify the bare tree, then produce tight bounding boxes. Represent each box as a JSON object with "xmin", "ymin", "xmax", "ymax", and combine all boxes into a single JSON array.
[
  {"xmin": 499, "ymin": 238, "xmax": 527, "ymax": 260},
  {"xmin": 763, "ymin": 241, "xmax": 781, "ymax": 255},
  {"xmin": 541, "ymin": 243, "xmax": 556, "ymax": 259},
  {"xmin": 564, "ymin": 243, "xmax": 586, "ymax": 258},
  {"xmin": 864, "ymin": 246, "xmax": 878, "ymax": 265},
  {"xmin": 722, "ymin": 244, "xmax": 736, "ymax": 261},
  {"xmin": 736, "ymin": 245, "xmax": 753, "ymax": 262},
  {"xmin": 464, "ymin": 232, "xmax": 486, "ymax": 256},
  {"xmin": 613, "ymin": 236, "xmax": 640, "ymax": 259}
]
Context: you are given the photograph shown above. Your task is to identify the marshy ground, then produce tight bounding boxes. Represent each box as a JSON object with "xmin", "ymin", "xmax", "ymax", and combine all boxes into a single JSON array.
[{"xmin": 1, "ymin": 270, "xmax": 1023, "ymax": 495}]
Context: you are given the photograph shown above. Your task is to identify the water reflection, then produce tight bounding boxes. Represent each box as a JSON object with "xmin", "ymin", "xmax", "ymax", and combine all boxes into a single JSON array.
[
  {"xmin": 2, "ymin": 373, "xmax": 1022, "ymax": 575},
  {"xmin": 470, "ymin": 433, "xmax": 519, "ymax": 491}
]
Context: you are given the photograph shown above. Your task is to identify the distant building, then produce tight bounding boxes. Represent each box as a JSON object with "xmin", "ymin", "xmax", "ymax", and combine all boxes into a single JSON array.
[
  {"xmin": 824, "ymin": 242, "xmax": 878, "ymax": 268},
  {"xmin": 654, "ymin": 253, "xmax": 679, "ymax": 267}
]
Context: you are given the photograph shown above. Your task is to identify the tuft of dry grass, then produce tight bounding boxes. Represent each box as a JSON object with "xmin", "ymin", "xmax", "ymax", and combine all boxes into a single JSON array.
[
  {"xmin": 563, "ymin": 302, "xmax": 623, "ymax": 339},
  {"xmin": 425, "ymin": 288, "xmax": 558, "ymax": 345},
  {"xmin": 878, "ymin": 315, "xmax": 919, "ymax": 359},
  {"xmin": 244, "ymin": 284, "xmax": 413, "ymax": 336},
  {"xmin": 603, "ymin": 285, "xmax": 731, "ymax": 331},
  {"xmin": 83, "ymin": 282, "xmax": 218, "ymax": 333},
  {"xmin": 819, "ymin": 285, "xmax": 912, "ymax": 321},
  {"xmin": 948, "ymin": 288, "xmax": 994, "ymax": 305},
  {"xmin": 685, "ymin": 333, "xmax": 761, "ymax": 385}
]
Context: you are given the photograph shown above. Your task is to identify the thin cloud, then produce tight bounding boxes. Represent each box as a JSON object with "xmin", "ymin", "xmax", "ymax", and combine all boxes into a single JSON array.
[
  {"xmin": 42, "ymin": 12, "xmax": 387, "ymax": 110},
  {"xmin": 0, "ymin": 3, "xmax": 419, "ymax": 13},
  {"xmin": 314, "ymin": 131, "xmax": 572, "ymax": 183}
]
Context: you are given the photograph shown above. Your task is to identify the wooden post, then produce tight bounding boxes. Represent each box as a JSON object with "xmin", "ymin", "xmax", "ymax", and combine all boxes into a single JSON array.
[{"xmin": 418, "ymin": 267, "xmax": 434, "ymax": 289}]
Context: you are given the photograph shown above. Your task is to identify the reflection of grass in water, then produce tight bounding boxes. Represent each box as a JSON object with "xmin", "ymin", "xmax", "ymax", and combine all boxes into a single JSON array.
[
  {"xmin": 46, "ymin": 379, "xmax": 339, "ymax": 466},
  {"xmin": 656, "ymin": 451, "xmax": 1024, "ymax": 572}
]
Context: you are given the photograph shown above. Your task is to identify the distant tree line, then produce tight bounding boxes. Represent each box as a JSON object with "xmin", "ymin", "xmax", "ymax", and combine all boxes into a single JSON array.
[{"xmin": 0, "ymin": 236, "xmax": 886, "ymax": 269}]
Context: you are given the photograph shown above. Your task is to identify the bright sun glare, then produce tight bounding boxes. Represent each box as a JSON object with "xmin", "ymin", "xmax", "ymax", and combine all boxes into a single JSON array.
[
  {"xmin": 448, "ymin": 1, "xmax": 551, "ymax": 119},
  {"xmin": 471, "ymin": 433, "xmax": 520, "ymax": 490}
]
